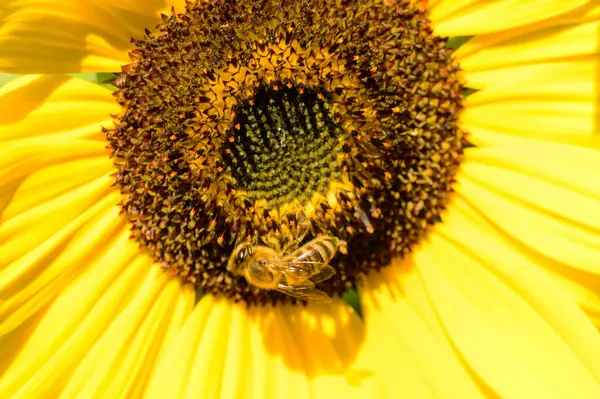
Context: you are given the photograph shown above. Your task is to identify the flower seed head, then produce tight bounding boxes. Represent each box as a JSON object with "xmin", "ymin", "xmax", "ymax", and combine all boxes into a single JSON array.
[{"xmin": 106, "ymin": 0, "xmax": 465, "ymax": 305}]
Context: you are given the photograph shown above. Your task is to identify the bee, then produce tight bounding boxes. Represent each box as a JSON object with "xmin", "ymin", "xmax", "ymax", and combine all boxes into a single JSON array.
[{"xmin": 227, "ymin": 236, "xmax": 345, "ymax": 303}]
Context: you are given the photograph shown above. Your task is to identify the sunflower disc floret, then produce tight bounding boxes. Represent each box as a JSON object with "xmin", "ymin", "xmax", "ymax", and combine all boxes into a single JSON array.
[{"xmin": 106, "ymin": 0, "xmax": 465, "ymax": 305}]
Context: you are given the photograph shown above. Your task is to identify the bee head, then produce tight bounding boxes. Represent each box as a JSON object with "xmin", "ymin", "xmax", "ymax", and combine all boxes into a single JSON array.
[{"xmin": 227, "ymin": 242, "xmax": 253, "ymax": 274}]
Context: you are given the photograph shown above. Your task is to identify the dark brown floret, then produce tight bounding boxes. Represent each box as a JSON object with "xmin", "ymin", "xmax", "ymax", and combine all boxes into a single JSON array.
[{"xmin": 106, "ymin": 0, "xmax": 465, "ymax": 305}]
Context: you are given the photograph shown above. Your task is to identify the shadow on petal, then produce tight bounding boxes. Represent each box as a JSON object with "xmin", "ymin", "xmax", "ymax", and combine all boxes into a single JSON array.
[
  {"xmin": 0, "ymin": 75, "xmax": 68, "ymax": 126},
  {"xmin": 257, "ymin": 299, "xmax": 370, "ymax": 380}
]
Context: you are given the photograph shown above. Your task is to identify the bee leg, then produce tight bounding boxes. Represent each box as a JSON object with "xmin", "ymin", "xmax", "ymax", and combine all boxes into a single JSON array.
[
  {"xmin": 357, "ymin": 208, "xmax": 374, "ymax": 234},
  {"xmin": 233, "ymin": 231, "xmax": 252, "ymax": 249},
  {"xmin": 281, "ymin": 221, "xmax": 312, "ymax": 253},
  {"xmin": 296, "ymin": 220, "xmax": 314, "ymax": 245}
]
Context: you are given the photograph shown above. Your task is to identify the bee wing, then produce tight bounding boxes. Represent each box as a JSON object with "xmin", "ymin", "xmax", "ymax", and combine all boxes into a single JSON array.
[
  {"xmin": 308, "ymin": 264, "xmax": 336, "ymax": 284},
  {"xmin": 265, "ymin": 260, "xmax": 329, "ymax": 282},
  {"xmin": 276, "ymin": 282, "xmax": 332, "ymax": 303}
]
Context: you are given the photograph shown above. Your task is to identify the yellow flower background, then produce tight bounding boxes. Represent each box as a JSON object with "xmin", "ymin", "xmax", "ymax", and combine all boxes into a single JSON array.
[{"xmin": 1, "ymin": 0, "xmax": 600, "ymax": 397}]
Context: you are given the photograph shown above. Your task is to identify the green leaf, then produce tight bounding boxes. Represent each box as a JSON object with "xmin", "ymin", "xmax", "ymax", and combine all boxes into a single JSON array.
[
  {"xmin": 343, "ymin": 289, "xmax": 363, "ymax": 318},
  {"xmin": 447, "ymin": 36, "xmax": 472, "ymax": 50},
  {"xmin": 99, "ymin": 83, "xmax": 119, "ymax": 93},
  {"xmin": 68, "ymin": 73, "xmax": 100, "ymax": 83},
  {"xmin": 98, "ymin": 72, "xmax": 119, "ymax": 83},
  {"xmin": 68, "ymin": 73, "xmax": 119, "ymax": 92}
]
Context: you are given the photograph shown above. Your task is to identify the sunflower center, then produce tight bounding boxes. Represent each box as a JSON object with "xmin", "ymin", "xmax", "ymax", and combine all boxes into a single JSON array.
[
  {"xmin": 106, "ymin": 0, "xmax": 465, "ymax": 306},
  {"xmin": 223, "ymin": 84, "xmax": 342, "ymax": 205}
]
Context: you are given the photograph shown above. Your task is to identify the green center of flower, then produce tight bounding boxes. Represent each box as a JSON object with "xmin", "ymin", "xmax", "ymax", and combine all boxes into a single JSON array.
[
  {"xmin": 223, "ymin": 84, "xmax": 343, "ymax": 206},
  {"xmin": 106, "ymin": 0, "xmax": 465, "ymax": 305}
]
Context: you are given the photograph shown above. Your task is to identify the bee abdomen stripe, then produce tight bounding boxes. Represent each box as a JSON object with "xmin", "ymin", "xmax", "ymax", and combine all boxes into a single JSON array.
[{"xmin": 312, "ymin": 239, "xmax": 336, "ymax": 262}]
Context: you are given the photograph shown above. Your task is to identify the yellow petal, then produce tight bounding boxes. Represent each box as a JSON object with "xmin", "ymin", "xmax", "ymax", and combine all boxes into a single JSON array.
[
  {"xmin": 355, "ymin": 258, "xmax": 486, "ymax": 398},
  {"xmin": 1, "ymin": 157, "xmax": 114, "ymax": 220},
  {"xmin": 415, "ymin": 218, "xmax": 600, "ymax": 397},
  {"xmin": 273, "ymin": 302, "xmax": 363, "ymax": 397},
  {"xmin": 456, "ymin": 2, "xmax": 600, "ymax": 88},
  {"xmin": 0, "ymin": 75, "xmax": 117, "ymax": 193},
  {"xmin": 450, "ymin": 194, "xmax": 600, "ymax": 332},
  {"xmin": 441, "ymin": 197, "xmax": 600, "ymax": 383},
  {"xmin": 0, "ymin": 305, "xmax": 46, "ymax": 378},
  {"xmin": 547, "ymin": 271, "xmax": 600, "ymax": 329},
  {"xmin": 0, "ymin": 0, "xmax": 185, "ymax": 73},
  {"xmin": 0, "ymin": 173, "xmax": 113, "ymax": 266},
  {"xmin": 465, "ymin": 144, "xmax": 600, "ymax": 202},
  {"xmin": 0, "ymin": 246, "xmax": 189, "ymax": 398},
  {"xmin": 456, "ymin": 151, "xmax": 600, "ymax": 326},
  {"xmin": 0, "ymin": 190, "xmax": 123, "ymax": 337},
  {"xmin": 59, "ymin": 271, "xmax": 194, "ymax": 399},
  {"xmin": 142, "ymin": 296, "xmax": 219, "ymax": 399},
  {"xmin": 0, "ymin": 73, "xmax": 132, "ymax": 337},
  {"xmin": 0, "ymin": 74, "xmax": 119, "ymax": 141},
  {"xmin": 458, "ymin": 157, "xmax": 600, "ymax": 276},
  {"xmin": 428, "ymin": 0, "xmax": 590, "ymax": 36},
  {"xmin": 144, "ymin": 296, "xmax": 364, "ymax": 399},
  {"xmin": 461, "ymin": 58, "xmax": 599, "ymax": 147}
]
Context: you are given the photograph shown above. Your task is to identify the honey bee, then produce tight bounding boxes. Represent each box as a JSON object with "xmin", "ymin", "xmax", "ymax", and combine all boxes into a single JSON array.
[{"xmin": 227, "ymin": 236, "xmax": 345, "ymax": 303}]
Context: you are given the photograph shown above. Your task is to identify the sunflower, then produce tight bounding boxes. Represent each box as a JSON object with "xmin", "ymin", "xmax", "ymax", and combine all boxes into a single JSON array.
[{"xmin": 1, "ymin": 0, "xmax": 600, "ymax": 397}]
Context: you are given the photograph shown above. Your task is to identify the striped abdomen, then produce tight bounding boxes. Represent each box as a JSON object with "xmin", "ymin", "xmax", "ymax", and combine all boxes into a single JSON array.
[{"xmin": 289, "ymin": 236, "xmax": 339, "ymax": 264}]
